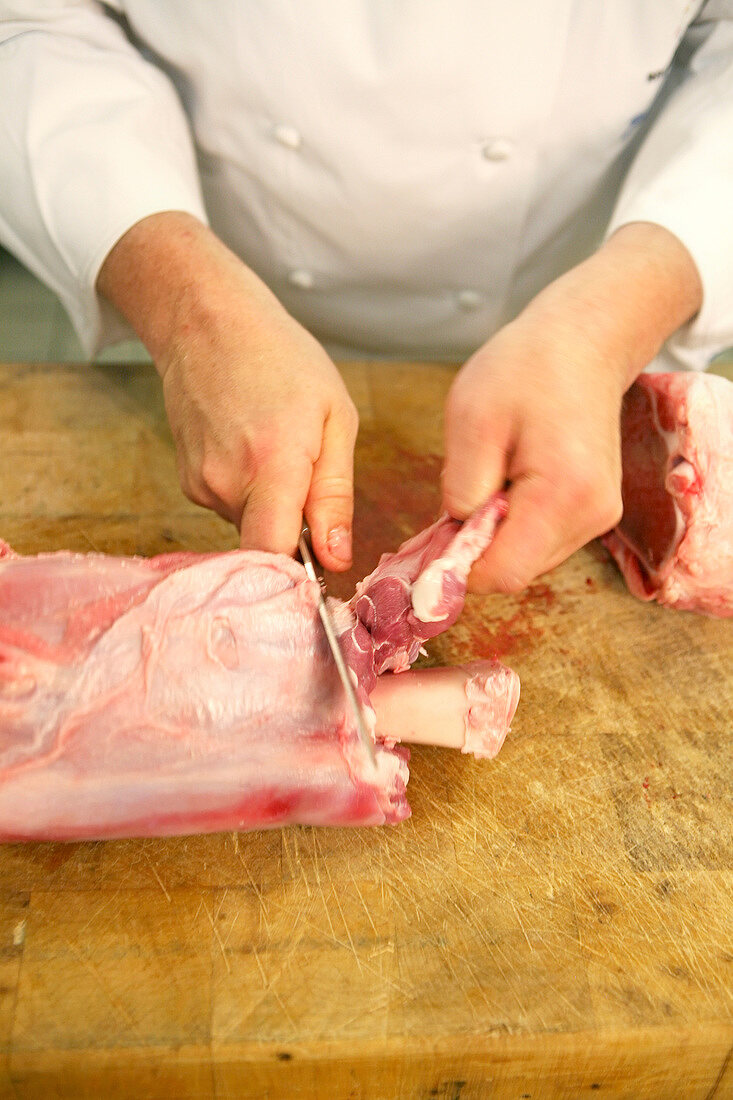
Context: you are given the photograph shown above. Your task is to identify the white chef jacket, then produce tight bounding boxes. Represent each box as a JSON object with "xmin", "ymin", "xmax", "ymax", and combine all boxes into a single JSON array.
[{"xmin": 0, "ymin": 1, "xmax": 732, "ymax": 369}]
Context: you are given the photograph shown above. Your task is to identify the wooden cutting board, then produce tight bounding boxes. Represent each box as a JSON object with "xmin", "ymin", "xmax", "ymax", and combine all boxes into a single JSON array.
[{"xmin": 0, "ymin": 360, "xmax": 731, "ymax": 1100}]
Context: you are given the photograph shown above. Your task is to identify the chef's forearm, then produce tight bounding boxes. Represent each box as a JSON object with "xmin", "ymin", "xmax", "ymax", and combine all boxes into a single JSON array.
[
  {"xmin": 521, "ymin": 221, "xmax": 703, "ymax": 391},
  {"xmin": 596, "ymin": 222, "xmax": 703, "ymax": 377},
  {"xmin": 96, "ymin": 211, "xmax": 283, "ymax": 370}
]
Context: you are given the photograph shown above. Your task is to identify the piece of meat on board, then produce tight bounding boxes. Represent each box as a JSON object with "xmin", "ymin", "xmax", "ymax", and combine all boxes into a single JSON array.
[
  {"xmin": 0, "ymin": 548, "xmax": 404, "ymax": 840},
  {"xmin": 0, "ymin": 498, "xmax": 518, "ymax": 841},
  {"xmin": 604, "ymin": 372, "xmax": 733, "ymax": 617}
]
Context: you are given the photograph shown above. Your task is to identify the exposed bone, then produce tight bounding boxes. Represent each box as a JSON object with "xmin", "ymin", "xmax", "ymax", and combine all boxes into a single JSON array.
[{"xmin": 371, "ymin": 660, "xmax": 519, "ymax": 759}]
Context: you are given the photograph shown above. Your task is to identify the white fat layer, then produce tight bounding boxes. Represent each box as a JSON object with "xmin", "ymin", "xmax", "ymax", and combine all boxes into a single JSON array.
[{"xmin": 410, "ymin": 564, "xmax": 450, "ymax": 623}]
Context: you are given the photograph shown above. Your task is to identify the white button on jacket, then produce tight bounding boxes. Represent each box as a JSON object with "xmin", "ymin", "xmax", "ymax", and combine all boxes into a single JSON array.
[
  {"xmin": 288, "ymin": 269, "xmax": 315, "ymax": 290},
  {"xmin": 272, "ymin": 124, "xmax": 302, "ymax": 151},
  {"xmin": 0, "ymin": 1, "xmax": 731, "ymax": 369},
  {"xmin": 481, "ymin": 138, "xmax": 515, "ymax": 163},
  {"xmin": 456, "ymin": 289, "xmax": 484, "ymax": 312}
]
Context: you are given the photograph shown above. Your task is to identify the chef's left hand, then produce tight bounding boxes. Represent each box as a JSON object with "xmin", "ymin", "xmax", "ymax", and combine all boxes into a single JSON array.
[{"xmin": 441, "ymin": 222, "xmax": 703, "ymax": 594}]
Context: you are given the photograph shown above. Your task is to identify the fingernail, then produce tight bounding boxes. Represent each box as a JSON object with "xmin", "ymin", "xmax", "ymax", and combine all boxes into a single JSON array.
[{"xmin": 327, "ymin": 524, "xmax": 352, "ymax": 563}]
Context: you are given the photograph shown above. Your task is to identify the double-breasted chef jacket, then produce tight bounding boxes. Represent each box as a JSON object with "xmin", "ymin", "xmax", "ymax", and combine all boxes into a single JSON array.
[{"xmin": 0, "ymin": 1, "xmax": 731, "ymax": 369}]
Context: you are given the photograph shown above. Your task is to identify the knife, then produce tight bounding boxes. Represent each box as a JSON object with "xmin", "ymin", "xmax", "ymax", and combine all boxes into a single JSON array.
[{"xmin": 298, "ymin": 530, "xmax": 378, "ymax": 775}]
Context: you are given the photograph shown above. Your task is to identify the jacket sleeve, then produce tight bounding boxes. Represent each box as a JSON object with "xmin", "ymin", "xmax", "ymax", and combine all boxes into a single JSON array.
[
  {"xmin": 606, "ymin": 1, "xmax": 733, "ymax": 371},
  {"xmin": 0, "ymin": 0, "xmax": 208, "ymax": 356}
]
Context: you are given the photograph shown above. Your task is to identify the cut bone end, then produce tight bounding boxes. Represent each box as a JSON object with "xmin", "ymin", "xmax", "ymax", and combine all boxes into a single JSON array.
[{"xmin": 370, "ymin": 660, "xmax": 519, "ymax": 759}]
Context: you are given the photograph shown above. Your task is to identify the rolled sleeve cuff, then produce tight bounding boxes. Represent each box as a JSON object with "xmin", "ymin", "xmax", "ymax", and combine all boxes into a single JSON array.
[
  {"xmin": 72, "ymin": 194, "xmax": 208, "ymax": 359},
  {"xmin": 607, "ymin": 191, "xmax": 733, "ymax": 372}
]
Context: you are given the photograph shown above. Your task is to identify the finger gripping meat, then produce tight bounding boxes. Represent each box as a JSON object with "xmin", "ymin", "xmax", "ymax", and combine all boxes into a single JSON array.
[{"xmin": 0, "ymin": 495, "xmax": 517, "ymax": 840}]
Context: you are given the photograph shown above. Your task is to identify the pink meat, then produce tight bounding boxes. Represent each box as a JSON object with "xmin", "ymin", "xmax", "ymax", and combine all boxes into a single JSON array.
[
  {"xmin": 604, "ymin": 372, "xmax": 733, "ymax": 617},
  {"xmin": 345, "ymin": 495, "xmax": 508, "ymax": 682},
  {"xmin": 0, "ymin": 497, "xmax": 517, "ymax": 841}
]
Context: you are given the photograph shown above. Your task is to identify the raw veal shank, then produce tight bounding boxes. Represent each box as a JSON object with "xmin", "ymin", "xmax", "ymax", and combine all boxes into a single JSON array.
[{"xmin": 0, "ymin": 496, "xmax": 519, "ymax": 841}]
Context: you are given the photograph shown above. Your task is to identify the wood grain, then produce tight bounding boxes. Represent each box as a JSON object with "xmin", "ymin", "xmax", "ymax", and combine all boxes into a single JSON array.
[{"xmin": 0, "ymin": 361, "xmax": 731, "ymax": 1100}]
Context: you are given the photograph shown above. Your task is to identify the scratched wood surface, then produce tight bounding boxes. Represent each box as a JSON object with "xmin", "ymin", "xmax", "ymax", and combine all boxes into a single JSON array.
[{"xmin": 0, "ymin": 360, "xmax": 731, "ymax": 1100}]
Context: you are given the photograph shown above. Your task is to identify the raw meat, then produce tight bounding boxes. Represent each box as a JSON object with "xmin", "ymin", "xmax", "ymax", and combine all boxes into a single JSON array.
[
  {"xmin": 604, "ymin": 372, "xmax": 733, "ymax": 617},
  {"xmin": 0, "ymin": 496, "xmax": 519, "ymax": 841},
  {"xmin": 343, "ymin": 495, "xmax": 509, "ymax": 685}
]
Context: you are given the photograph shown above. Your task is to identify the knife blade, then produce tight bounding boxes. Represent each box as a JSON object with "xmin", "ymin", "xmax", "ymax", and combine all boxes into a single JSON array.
[{"xmin": 298, "ymin": 530, "xmax": 378, "ymax": 775}]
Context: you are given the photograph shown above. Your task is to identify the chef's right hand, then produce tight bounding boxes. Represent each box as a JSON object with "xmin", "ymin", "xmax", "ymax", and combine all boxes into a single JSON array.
[{"xmin": 97, "ymin": 213, "xmax": 358, "ymax": 571}]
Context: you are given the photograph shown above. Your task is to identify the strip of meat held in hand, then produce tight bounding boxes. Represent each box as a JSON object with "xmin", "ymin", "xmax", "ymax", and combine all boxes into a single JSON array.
[
  {"xmin": 343, "ymin": 495, "xmax": 509, "ymax": 684},
  {"xmin": 0, "ymin": 496, "xmax": 519, "ymax": 842},
  {"xmin": 604, "ymin": 371, "xmax": 733, "ymax": 617}
]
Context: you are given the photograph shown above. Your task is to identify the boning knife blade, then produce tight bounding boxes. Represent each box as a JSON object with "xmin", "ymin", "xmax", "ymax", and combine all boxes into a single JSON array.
[{"xmin": 297, "ymin": 530, "xmax": 378, "ymax": 775}]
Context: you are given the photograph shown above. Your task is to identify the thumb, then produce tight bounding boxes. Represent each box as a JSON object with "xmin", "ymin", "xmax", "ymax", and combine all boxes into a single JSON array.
[
  {"xmin": 442, "ymin": 392, "xmax": 512, "ymax": 520},
  {"xmin": 305, "ymin": 403, "xmax": 358, "ymax": 571}
]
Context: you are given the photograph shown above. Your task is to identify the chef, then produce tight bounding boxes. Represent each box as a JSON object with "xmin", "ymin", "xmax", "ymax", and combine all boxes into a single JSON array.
[{"xmin": 0, "ymin": 2, "xmax": 731, "ymax": 592}]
